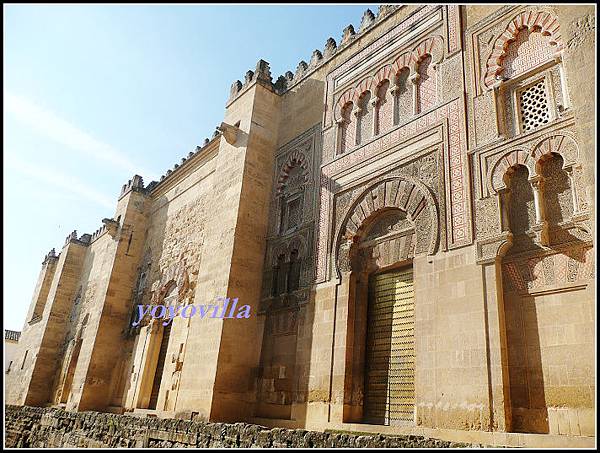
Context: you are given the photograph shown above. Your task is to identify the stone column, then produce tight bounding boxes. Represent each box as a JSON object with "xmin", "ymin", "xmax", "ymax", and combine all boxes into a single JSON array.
[
  {"xmin": 565, "ymin": 165, "xmax": 580, "ymax": 214},
  {"xmin": 335, "ymin": 118, "xmax": 345, "ymax": 155},
  {"xmin": 390, "ymin": 81, "xmax": 402, "ymax": 125},
  {"xmin": 370, "ymin": 95, "xmax": 380, "ymax": 137},
  {"xmin": 352, "ymin": 105, "xmax": 362, "ymax": 146},
  {"xmin": 409, "ymin": 72, "xmax": 420, "ymax": 115},
  {"xmin": 530, "ymin": 176, "xmax": 549, "ymax": 245},
  {"xmin": 498, "ymin": 189, "xmax": 511, "ymax": 233}
]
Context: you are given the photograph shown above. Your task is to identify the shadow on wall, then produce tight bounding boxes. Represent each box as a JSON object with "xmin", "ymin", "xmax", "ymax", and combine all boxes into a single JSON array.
[
  {"xmin": 502, "ymin": 154, "xmax": 592, "ymax": 434},
  {"xmin": 119, "ymin": 191, "xmax": 172, "ymax": 413}
]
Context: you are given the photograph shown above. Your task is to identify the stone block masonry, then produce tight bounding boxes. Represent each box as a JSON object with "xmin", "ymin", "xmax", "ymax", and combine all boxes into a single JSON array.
[{"xmin": 4, "ymin": 405, "xmax": 484, "ymax": 448}]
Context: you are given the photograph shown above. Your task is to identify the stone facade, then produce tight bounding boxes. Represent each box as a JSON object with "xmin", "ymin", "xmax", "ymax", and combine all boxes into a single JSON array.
[{"xmin": 5, "ymin": 4, "xmax": 595, "ymax": 445}]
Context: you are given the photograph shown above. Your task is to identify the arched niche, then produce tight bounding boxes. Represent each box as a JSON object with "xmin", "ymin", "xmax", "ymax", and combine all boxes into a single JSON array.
[
  {"xmin": 483, "ymin": 10, "xmax": 563, "ymax": 88},
  {"xmin": 334, "ymin": 176, "xmax": 439, "ymax": 279}
]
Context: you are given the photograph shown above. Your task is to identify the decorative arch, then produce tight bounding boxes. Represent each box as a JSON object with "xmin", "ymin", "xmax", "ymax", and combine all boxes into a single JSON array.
[
  {"xmin": 289, "ymin": 235, "xmax": 307, "ymax": 257},
  {"xmin": 276, "ymin": 150, "xmax": 310, "ymax": 194},
  {"xmin": 531, "ymin": 133, "xmax": 578, "ymax": 167},
  {"xmin": 372, "ymin": 64, "xmax": 394, "ymax": 91},
  {"xmin": 484, "ymin": 10, "xmax": 563, "ymax": 88},
  {"xmin": 271, "ymin": 243, "xmax": 288, "ymax": 266},
  {"xmin": 411, "ymin": 35, "xmax": 444, "ymax": 72},
  {"xmin": 489, "ymin": 148, "xmax": 537, "ymax": 192},
  {"xmin": 334, "ymin": 176, "xmax": 439, "ymax": 276},
  {"xmin": 333, "ymin": 48, "xmax": 432, "ymax": 123},
  {"xmin": 352, "ymin": 77, "xmax": 374, "ymax": 105},
  {"xmin": 391, "ymin": 52, "xmax": 413, "ymax": 76},
  {"xmin": 334, "ymin": 91, "xmax": 354, "ymax": 122}
]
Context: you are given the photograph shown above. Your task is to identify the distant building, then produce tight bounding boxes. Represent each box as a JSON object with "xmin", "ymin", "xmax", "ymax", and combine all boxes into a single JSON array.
[
  {"xmin": 5, "ymin": 4, "xmax": 595, "ymax": 443},
  {"xmin": 5, "ymin": 329, "xmax": 21, "ymax": 374}
]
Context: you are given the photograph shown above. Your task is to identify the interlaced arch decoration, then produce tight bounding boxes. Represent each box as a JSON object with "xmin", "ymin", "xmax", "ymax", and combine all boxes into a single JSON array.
[
  {"xmin": 276, "ymin": 150, "xmax": 310, "ymax": 195},
  {"xmin": 334, "ymin": 176, "xmax": 439, "ymax": 277},
  {"xmin": 483, "ymin": 10, "xmax": 563, "ymax": 89},
  {"xmin": 488, "ymin": 133, "xmax": 579, "ymax": 193}
]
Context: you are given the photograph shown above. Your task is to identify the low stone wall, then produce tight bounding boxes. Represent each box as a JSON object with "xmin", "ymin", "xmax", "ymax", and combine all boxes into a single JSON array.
[{"xmin": 5, "ymin": 405, "xmax": 484, "ymax": 448}]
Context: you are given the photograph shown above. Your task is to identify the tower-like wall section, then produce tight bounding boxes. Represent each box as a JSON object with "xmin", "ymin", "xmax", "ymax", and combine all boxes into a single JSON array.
[{"xmin": 9, "ymin": 239, "xmax": 87, "ymax": 406}]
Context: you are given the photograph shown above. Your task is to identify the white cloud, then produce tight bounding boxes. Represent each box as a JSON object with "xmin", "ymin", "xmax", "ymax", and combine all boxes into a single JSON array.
[
  {"xmin": 5, "ymin": 92, "xmax": 158, "ymax": 180},
  {"xmin": 5, "ymin": 153, "xmax": 115, "ymax": 209}
]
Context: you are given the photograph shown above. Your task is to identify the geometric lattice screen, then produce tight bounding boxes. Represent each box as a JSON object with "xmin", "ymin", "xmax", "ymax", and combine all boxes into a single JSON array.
[{"xmin": 518, "ymin": 79, "xmax": 550, "ymax": 132}]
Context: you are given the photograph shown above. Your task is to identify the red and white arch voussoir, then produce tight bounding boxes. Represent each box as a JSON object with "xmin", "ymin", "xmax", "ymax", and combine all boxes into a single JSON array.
[
  {"xmin": 276, "ymin": 150, "xmax": 310, "ymax": 193},
  {"xmin": 484, "ymin": 10, "xmax": 563, "ymax": 89}
]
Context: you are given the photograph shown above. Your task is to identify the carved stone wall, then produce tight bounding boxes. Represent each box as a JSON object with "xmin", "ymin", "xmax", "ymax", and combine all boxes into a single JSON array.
[
  {"xmin": 256, "ymin": 123, "xmax": 321, "ymax": 415},
  {"xmin": 261, "ymin": 123, "xmax": 321, "ymax": 305}
]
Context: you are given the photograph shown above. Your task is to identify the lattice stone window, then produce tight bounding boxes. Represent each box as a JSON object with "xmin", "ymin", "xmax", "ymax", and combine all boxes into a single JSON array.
[
  {"xmin": 280, "ymin": 194, "xmax": 303, "ymax": 234},
  {"xmin": 518, "ymin": 79, "xmax": 550, "ymax": 133},
  {"xmin": 287, "ymin": 198, "xmax": 302, "ymax": 230}
]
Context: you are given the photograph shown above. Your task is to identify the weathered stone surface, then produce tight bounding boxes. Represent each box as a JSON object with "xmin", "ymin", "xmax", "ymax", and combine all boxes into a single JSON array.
[{"xmin": 5, "ymin": 405, "xmax": 486, "ymax": 448}]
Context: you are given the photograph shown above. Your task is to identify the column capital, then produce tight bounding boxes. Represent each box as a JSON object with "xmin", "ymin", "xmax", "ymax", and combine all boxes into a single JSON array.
[{"xmin": 529, "ymin": 175, "xmax": 545, "ymax": 189}]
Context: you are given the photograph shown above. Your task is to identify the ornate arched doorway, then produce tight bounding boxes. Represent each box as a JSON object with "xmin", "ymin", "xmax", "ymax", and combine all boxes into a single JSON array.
[{"xmin": 334, "ymin": 176, "xmax": 439, "ymax": 426}]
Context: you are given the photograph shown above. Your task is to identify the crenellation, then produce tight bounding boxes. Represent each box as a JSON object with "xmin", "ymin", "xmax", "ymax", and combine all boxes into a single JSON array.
[
  {"xmin": 64, "ymin": 230, "xmax": 78, "ymax": 246},
  {"xmin": 359, "ymin": 8, "xmax": 376, "ymax": 32},
  {"xmin": 79, "ymin": 234, "xmax": 92, "ymax": 244},
  {"xmin": 308, "ymin": 50, "xmax": 323, "ymax": 69},
  {"xmin": 294, "ymin": 60, "xmax": 308, "ymax": 81},
  {"xmin": 340, "ymin": 24, "xmax": 356, "ymax": 46},
  {"xmin": 377, "ymin": 4, "xmax": 397, "ymax": 20},
  {"xmin": 254, "ymin": 59, "xmax": 272, "ymax": 84},
  {"xmin": 228, "ymin": 4, "xmax": 402, "ymax": 103},
  {"xmin": 230, "ymin": 80, "xmax": 243, "ymax": 99},
  {"xmin": 273, "ymin": 75, "xmax": 287, "ymax": 93},
  {"xmin": 42, "ymin": 248, "xmax": 58, "ymax": 264},
  {"xmin": 323, "ymin": 37, "xmax": 337, "ymax": 58}
]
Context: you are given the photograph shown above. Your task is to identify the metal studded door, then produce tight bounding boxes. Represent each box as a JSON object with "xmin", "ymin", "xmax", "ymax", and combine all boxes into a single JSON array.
[{"xmin": 363, "ymin": 268, "xmax": 415, "ymax": 425}]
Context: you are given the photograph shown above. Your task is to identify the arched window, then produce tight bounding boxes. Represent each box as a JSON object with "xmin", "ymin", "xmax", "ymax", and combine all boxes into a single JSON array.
[
  {"xmin": 503, "ymin": 27, "xmax": 558, "ymax": 80},
  {"xmin": 272, "ymin": 254, "xmax": 287, "ymax": 297},
  {"xmin": 339, "ymin": 102, "xmax": 355, "ymax": 154},
  {"xmin": 377, "ymin": 80, "xmax": 394, "ymax": 134},
  {"xmin": 394, "ymin": 68, "xmax": 412, "ymax": 124},
  {"xmin": 278, "ymin": 162, "xmax": 305, "ymax": 235},
  {"xmin": 356, "ymin": 91, "xmax": 373, "ymax": 145},
  {"xmin": 417, "ymin": 55, "xmax": 436, "ymax": 113},
  {"xmin": 539, "ymin": 153, "xmax": 573, "ymax": 226},
  {"xmin": 288, "ymin": 249, "xmax": 301, "ymax": 292},
  {"xmin": 506, "ymin": 165, "xmax": 536, "ymax": 236}
]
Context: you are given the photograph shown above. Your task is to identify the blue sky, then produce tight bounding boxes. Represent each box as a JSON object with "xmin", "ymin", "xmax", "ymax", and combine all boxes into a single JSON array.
[{"xmin": 4, "ymin": 4, "xmax": 377, "ymax": 330}]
